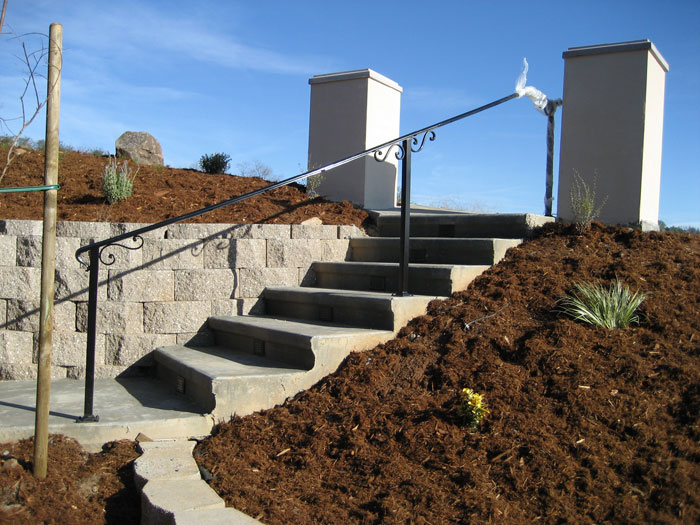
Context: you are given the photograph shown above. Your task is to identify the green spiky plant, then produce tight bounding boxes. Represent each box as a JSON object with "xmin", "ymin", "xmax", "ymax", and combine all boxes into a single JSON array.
[
  {"xmin": 102, "ymin": 157, "xmax": 137, "ymax": 204},
  {"xmin": 558, "ymin": 280, "xmax": 649, "ymax": 329},
  {"xmin": 570, "ymin": 170, "xmax": 607, "ymax": 234}
]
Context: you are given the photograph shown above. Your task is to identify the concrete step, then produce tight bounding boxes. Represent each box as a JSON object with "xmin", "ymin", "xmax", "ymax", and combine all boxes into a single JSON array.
[
  {"xmin": 371, "ymin": 211, "xmax": 554, "ymax": 238},
  {"xmin": 208, "ymin": 315, "xmax": 393, "ymax": 370},
  {"xmin": 155, "ymin": 315, "xmax": 395, "ymax": 419},
  {"xmin": 350, "ymin": 237, "xmax": 522, "ymax": 265},
  {"xmin": 262, "ymin": 286, "xmax": 439, "ymax": 330},
  {"xmin": 311, "ymin": 261, "xmax": 489, "ymax": 296},
  {"xmin": 153, "ymin": 345, "xmax": 306, "ymax": 417}
]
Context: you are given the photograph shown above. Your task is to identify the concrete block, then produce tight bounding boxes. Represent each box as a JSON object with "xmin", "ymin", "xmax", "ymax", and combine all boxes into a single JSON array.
[
  {"xmin": 176, "ymin": 330, "xmax": 216, "ymax": 347},
  {"xmin": 0, "ymin": 363, "xmax": 66, "ymax": 380},
  {"xmin": 339, "ymin": 225, "xmax": 365, "ymax": 239},
  {"xmin": 15, "ymin": 236, "xmax": 41, "ymax": 267},
  {"xmin": 0, "ymin": 330, "xmax": 34, "ymax": 363},
  {"xmin": 267, "ymin": 239, "xmax": 324, "ymax": 268},
  {"xmin": 211, "ymin": 298, "xmax": 263, "ymax": 316},
  {"xmin": 321, "ymin": 239, "xmax": 351, "ymax": 261},
  {"xmin": 134, "ymin": 440, "xmax": 199, "ymax": 489},
  {"xmin": 143, "ymin": 301, "xmax": 211, "ymax": 334},
  {"xmin": 299, "ymin": 267, "xmax": 316, "ymax": 286},
  {"xmin": 238, "ymin": 267, "xmax": 297, "ymax": 298},
  {"xmin": 245, "ymin": 224, "xmax": 291, "ymax": 239},
  {"xmin": 0, "ymin": 235, "xmax": 16, "ymax": 266},
  {"xmin": 85, "ymin": 240, "xmax": 144, "ymax": 270},
  {"xmin": 165, "ymin": 223, "xmax": 248, "ymax": 240},
  {"xmin": 211, "ymin": 299, "xmax": 243, "ymax": 317},
  {"xmin": 54, "ymin": 268, "xmax": 108, "ymax": 301},
  {"xmin": 105, "ymin": 333, "xmax": 175, "ymax": 366},
  {"xmin": 174, "ymin": 508, "xmax": 262, "ymax": 525},
  {"xmin": 0, "ymin": 219, "xmax": 43, "ymax": 236},
  {"xmin": 76, "ymin": 301, "xmax": 143, "ymax": 334},
  {"xmin": 57, "ymin": 221, "xmax": 112, "ymax": 239},
  {"xmin": 174, "ymin": 269, "xmax": 235, "ymax": 301},
  {"xmin": 32, "ymin": 331, "xmax": 105, "ymax": 367},
  {"xmin": 0, "ymin": 267, "xmax": 42, "ymax": 300},
  {"xmin": 237, "ymin": 298, "xmax": 265, "ymax": 315},
  {"xmin": 17, "ymin": 237, "xmax": 82, "ymax": 269},
  {"xmin": 291, "ymin": 224, "xmax": 338, "ymax": 239},
  {"xmin": 203, "ymin": 238, "xmax": 266, "ymax": 269},
  {"xmin": 108, "ymin": 270, "xmax": 173, "ymax": 302},
  {"xmin": 64, "ymin": 364, "xmax": 129, "ymax": 379},
  {"xmin": 5, "ymin": 299, "xmax": 75, "ymax": 332},
  {"xmin": 141, "ymin": 479, "xmax": 224, "ymax": 523},
  {"xmin": 142, "ymin": 239, "xmax": 205, "ymax": 270},
  {"xmin": 110, "ymin": 222, "xmax": 167, "ymax": 240}
]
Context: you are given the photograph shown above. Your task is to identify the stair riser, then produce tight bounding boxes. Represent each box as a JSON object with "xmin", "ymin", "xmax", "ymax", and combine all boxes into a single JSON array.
[
  {"xmin": 214, "ymin": 330, "xmax": 315, "ymax": 370},
  {"xmin": 350, "ymin": 238, "xmax": 521, "ymax": 265},
  {"xmin": 154, "ymin": 357, "xmax": 215, "ymax": 413},
  {"xmin": 374, "ymin": 213, "xmax": 554, "ymax": 238},
  {"xmin": 264, "ymin": 299, "xmax": 394, "ymax": 330},
  {"xmin": 312, "ymin": 263, "xmax": 489, "ymax": 296}
]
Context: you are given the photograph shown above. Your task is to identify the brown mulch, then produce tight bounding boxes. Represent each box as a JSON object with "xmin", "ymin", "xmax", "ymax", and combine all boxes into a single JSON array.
[
  {"xmin": 0, "ymin": 149, "xmax": 370, "ymax": 227},
  {"xmin": 0, "ymin": 436, "xmax": 140, "ymax": 524},
  {"xmin": 194, "ymin": 223, "xmax": 700, "ymax": 524}
]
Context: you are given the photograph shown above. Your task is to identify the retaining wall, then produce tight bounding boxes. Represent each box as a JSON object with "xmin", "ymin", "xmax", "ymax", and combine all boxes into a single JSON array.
[{"xmin": 0, "ymin": 219, "xmax": 363, "ymax": 380}]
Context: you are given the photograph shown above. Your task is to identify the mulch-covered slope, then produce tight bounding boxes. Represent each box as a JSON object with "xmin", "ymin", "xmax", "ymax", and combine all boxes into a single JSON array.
[
  {"xmin": 195, "ymin": 223, "xmax": 700, "ymax": 524},
  {"xmin": 0, "ymin": 436, "xmax": 140, "ymax": 524},
  {"xmin": 0, "ymin": 149, "xmax": 369, "ymax": 227}
]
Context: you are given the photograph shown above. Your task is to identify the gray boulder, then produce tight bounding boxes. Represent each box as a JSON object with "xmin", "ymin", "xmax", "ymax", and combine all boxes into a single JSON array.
[{"xmin": 115, "ymin": 131, "xmax": 164, "ymax": 166}]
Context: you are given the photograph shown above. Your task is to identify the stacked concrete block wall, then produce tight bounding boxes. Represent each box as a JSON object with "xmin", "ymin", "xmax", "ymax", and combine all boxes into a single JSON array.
[{"xmin": 0, "ymin": 219, "xmax": 362, "ymax": 380}]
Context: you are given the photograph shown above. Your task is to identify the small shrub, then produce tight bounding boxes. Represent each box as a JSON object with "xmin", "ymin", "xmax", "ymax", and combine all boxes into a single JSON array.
[
  {"xmin": 237, "ymin": 160, "xmax": 274, "ymax": 180},
  {"xmin": 570, "ymin": 170, "xmax": 607, "ymax": 234},
  {"xmin": 558, "ymin": 279, "xmax": 649, "ymax": 329},
  {"xmin": 199, "ymin": 152, "xmax": 231, "ymax": 174},
  {"xmin": 306, "ymin": 173, "xmax": 324, "ymax": 197},
  {"xmin": 457, "ymin": 388, "xmax": 489, "ymax": 431},
  {"xmin": 102, "ymin": 157, "xmax": 137, "ymax": 204}
]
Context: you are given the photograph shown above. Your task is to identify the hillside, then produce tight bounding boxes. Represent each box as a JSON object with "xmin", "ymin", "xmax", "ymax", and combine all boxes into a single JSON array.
[{"xmin": 195, "ymin": 222, "xmax": 700, "ymax": 524}]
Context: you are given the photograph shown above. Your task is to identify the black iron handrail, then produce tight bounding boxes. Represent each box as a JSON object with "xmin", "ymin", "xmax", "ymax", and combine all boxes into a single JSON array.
[{"xmin": 73, "ymin": 92, "xmax": 519, "ymax": 421}]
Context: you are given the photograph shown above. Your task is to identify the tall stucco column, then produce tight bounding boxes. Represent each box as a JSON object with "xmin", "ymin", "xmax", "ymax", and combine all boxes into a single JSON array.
[
  {"xmin": 557, "ymin": 40, "xmax": 669, "ymax": 230},
  {"xmin": 308, "ymin": 69, "xmax": 402, "ymax": 209}
]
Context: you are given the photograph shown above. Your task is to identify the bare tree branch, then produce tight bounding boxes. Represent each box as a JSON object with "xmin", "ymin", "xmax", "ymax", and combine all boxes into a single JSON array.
[{"xmin": 0, "ymin": 25, "xmax": 59, "ymax": 186}]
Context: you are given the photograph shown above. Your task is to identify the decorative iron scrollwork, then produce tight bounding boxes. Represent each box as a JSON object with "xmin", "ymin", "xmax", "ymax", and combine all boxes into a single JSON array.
[
  {"xmin": 373, "ymin": 142, "xmax": 405, "ymax": 162},
  {"xmin": 98, "ymin": 235, "xmax": 144, "ymax": 266},
  {"xmin": 411, "ymin": 130, "xmax": 436, "ymax": 153}
]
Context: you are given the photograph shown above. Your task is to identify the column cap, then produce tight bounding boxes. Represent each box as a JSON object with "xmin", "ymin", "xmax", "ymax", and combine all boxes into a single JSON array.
[
  {"xmin": 309, "ymin": 69, "xmax": 403, "ymax": 92},
  {"xmin": 563, "ymin": 40, "xmax": 669, "ymax": 72}
]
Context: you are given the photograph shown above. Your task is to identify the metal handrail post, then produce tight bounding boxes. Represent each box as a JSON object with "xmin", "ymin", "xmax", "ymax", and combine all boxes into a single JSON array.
[
  {"xmin": 77, "ymin": 247, "xmax": 100, "ymax": 422},
  {"xmin": 396, "ymin": 138, "xmax": 412, "ymax": 297}
]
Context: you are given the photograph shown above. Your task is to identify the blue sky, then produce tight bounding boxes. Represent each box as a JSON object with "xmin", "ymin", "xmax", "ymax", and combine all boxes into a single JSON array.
[{"xmin": 1, "ymin": 1, "xmax": 698, "ymax": 227}]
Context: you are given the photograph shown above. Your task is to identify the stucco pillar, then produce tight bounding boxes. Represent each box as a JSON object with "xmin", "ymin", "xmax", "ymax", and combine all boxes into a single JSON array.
[
  {"xmin": 308, "ymin": 69, "xmax": 402, "ymax": 209},
  {"xmin": 557, "ymin": 40, "xmax": 669, "ymax": 230}
]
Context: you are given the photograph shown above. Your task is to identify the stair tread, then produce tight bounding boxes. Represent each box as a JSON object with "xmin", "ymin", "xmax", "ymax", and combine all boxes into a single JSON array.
[
  {"xmin": 264, "ymin": 286, "xmax": 441, "ymax": 300},
  {"xmin": 156, "ymin": 344, "xmax": 305, "ymax": 380},
  {"xmin": 353, "ymin": 237, "xmax": 523, "ymax": 243},
  {"xmin": 209, "ymin": 314, "xmax": 394, "ymax": 339},
  {"xmin": 312, "ymin": 261, "xmax": 490, "ymax": 269}
]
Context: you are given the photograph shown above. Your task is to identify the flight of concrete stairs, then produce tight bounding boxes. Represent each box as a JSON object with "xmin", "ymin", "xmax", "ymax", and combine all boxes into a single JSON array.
[{"xmin": 152, "ymin": 211, "xmax": 552, "ymax": 420}]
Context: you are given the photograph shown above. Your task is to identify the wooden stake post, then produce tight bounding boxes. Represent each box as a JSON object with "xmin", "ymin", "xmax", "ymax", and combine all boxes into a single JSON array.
[{"xmin": 33, "ymin": 22, "xmax": 62, "ymax": 479}]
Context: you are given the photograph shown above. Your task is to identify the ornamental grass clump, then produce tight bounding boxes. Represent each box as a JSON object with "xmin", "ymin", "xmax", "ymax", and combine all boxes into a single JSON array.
[
  {"xmin": 570, "ymin": 170, "xmax": 607, "ymax": 234},
  {"xmin": 102, "ymin": 157, "xmax": 137, "ymax": 204},
  {"xmin": 458, "ymin": 388, "xmax": 490, "ymax": 431},
  {"xmin": 558, "ymin": 279, "xmax": 649, "ymax": 329}
]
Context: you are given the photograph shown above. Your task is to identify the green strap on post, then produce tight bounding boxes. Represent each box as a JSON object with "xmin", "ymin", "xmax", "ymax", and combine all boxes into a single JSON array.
[{"xmin": 0, "ymin": 184, "xmax": 60, "ymax": 194}]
